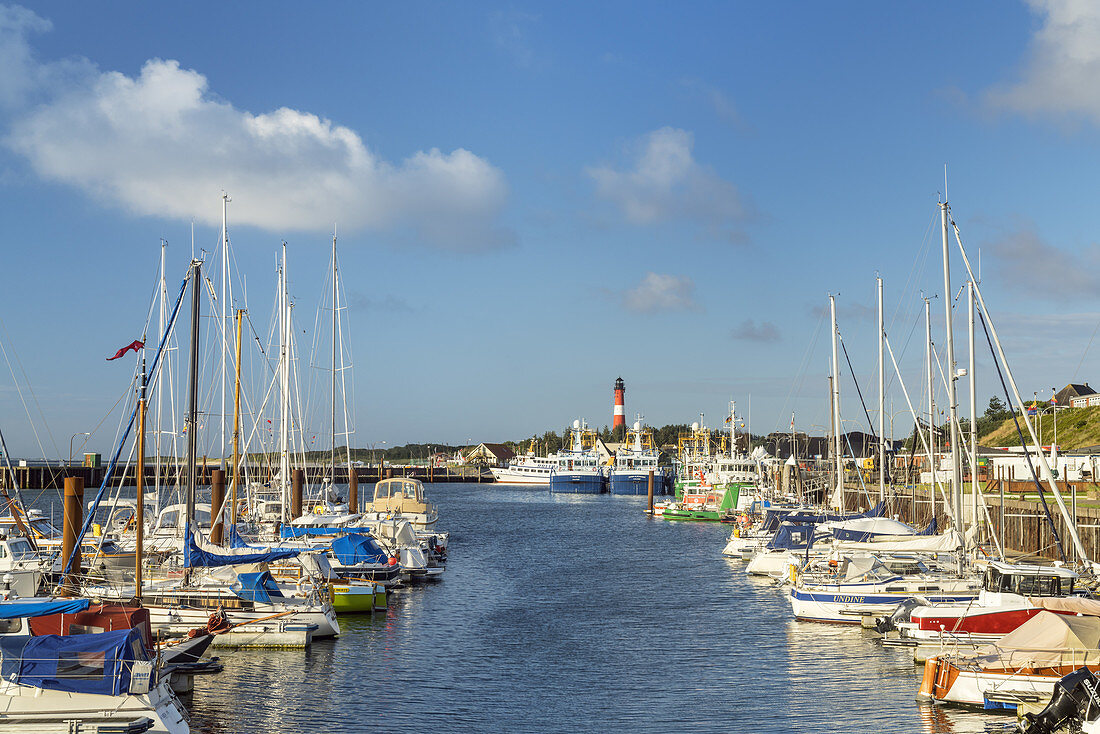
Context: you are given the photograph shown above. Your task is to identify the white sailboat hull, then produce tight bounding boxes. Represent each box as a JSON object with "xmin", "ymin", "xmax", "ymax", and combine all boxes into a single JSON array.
[{"xmin": 0, "ymin": 679, "xmax": 189, "ymax": 734}]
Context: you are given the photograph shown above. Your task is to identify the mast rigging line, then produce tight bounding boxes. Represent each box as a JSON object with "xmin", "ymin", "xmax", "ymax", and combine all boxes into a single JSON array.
[
  {"xmin": 975, "ymin": 304, "xmax": 1067, "ymax": 562},
  {"xmin": 62, "ymin": 270, "xmax": 191, "ymax": 577},
  {"xmin": 950, "ymin": 213, "xmax": 1088, "ymax": 565}
]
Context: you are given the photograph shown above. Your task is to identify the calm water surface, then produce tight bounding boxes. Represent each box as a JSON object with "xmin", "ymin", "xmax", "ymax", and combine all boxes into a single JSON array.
[{"xmin": 177, "ymin": 483, "xmax": 1015, "ymax": 733}]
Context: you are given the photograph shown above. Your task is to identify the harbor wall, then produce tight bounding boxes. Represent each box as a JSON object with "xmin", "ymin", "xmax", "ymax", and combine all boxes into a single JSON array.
[{"xmin": 0, "ymin": 462, "xmax": 492, "ymax": 490}]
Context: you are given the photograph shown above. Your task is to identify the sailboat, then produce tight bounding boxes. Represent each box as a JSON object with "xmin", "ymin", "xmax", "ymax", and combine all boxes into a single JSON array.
[{"xmin": 82, "ymin": 257, "xmax": 339, "ymax": 644}]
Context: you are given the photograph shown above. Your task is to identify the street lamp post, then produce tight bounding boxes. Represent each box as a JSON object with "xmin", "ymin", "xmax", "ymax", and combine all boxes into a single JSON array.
[{"xmin": 69, "ymin": 432, "xmax": 90, "ymax": 469}]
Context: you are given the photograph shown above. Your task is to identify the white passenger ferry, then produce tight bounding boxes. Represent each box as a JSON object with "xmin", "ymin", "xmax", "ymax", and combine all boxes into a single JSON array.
[{"xmin": 490, "ymin": 453, "xmax": 559, "ymax": 485}]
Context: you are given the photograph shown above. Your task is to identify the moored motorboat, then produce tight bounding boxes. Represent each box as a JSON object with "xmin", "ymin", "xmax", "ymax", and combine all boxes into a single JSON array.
[{"xmin": 918, "ymin": 611, "xmax": 1100, "ymax": 710}]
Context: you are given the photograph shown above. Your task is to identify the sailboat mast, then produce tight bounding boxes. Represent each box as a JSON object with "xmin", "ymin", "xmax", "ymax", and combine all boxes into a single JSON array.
[
  {"xmin": 230, "ymin": 309, "xmax": 243, "ymax": 538},
  {"xmin": 830, "ymin": 295, "xmax": 843, "ymax": 509},
  {"xmin": 220, "ymin": 194, "xmax": 228, "ymax": 472},
  {"xmin": 185, "ymin": 260, "xmax": 201, "ymax": 539},
  {"xmin": 968, "ymin": 280, "xmax": 978, "ymax": 538},
  {"xmin": 279, "ymin": 243, "xmax": 291, "ymax": 521},
  {"xmin": 135, "ymin": 358, "xmax": 147, "ymax": 599},
  {"xmin": 941, "ymin": 201, "xmax": 963, "ymax": 536},
  {"xmin": 925, "ymin": 297, "xmax": 935, "ymax": 518},
  {"xmin": 155, "ymin": 242, "xmax": 166, "ymax": 515},
  {"xmin": 877, "ymin": 276, "xmax": 885, "ymax": 502},
  {"xmin": 331, "ymin": 231, "xmax": 337, "ymax": 486}
]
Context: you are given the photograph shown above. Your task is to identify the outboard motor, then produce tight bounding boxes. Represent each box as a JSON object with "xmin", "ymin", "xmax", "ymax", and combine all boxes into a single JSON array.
[
  {"xmin": 875, "ymin": 596, "xmax": 929, "ymax": 634},
  {"xmin": 1020, "ymin": 667, "xmax": 1100, "ymax": 734}
]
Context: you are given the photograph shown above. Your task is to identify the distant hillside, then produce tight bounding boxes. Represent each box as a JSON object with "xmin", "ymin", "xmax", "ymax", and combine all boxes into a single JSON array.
[{"xmin": 982, "ymin": 405, "xmax": 1100, "ymax": 449}]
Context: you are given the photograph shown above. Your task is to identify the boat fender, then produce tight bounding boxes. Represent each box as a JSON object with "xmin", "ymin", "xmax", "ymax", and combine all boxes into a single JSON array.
[
  {"xmin": 917, "ymin": 657, "xmax": 938, "ymax": 701},
  {"xmin": 387, "ymin": 556, "xmax": 398, "ymax": 566}
]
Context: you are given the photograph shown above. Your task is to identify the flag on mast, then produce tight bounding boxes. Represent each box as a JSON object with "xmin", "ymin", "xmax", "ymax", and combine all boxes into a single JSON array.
[{"xmin": 106, "ymin": 340, "xmax": 144, "ymax": 361}]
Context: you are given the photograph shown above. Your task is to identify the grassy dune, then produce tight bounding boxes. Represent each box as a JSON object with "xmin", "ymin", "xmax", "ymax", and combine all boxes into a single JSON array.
[{"xmin": 983, "ymin": 405, "xmax": 1100, "ymax": 449}]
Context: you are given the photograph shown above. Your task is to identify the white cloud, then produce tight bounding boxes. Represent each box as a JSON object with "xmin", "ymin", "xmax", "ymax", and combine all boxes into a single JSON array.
[
  {"xmin": 985, "ymin": 0, "xmax": 1100, "ymax": 124},
  {"xmin": 621, "ymin": 272, "xmax": 699, "ymax": 313},
  {"xmin": 730, "ymin": 319, "xmax": 780, "ymax": 343},
  {"xmin": 587, "ymin": 127, "xmax": 750, "ymax": 243},
  {"xmin": 987, "ymin": 224, "xmax": 1100, "ymax": 301},
  {"xmin": 0, "ymin": 7, "xmax": 512, "ymax": 251}
]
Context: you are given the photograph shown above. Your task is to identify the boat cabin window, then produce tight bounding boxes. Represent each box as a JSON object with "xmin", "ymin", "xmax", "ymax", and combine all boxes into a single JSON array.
[
  {"xmin": 158, "ymin": 509, "xmax": 211, "ymax": 529},
  {"xmin": 29, "ymin": 518, "xmax": 61, "ymax": 538},
  {"xmin": 7, "ymin": 539, "xmax": 35, "ymax": 560},
  {"xmin": 58, "ymin": 649, "xmax": 106, "ymax": 681},
  {"xmin": 0, "ymin": 618, "xmax": 21, "ymax": 634},
  {"xmin": 983, "ymin": 568, "xmax": 1067, "ymax": 596}
]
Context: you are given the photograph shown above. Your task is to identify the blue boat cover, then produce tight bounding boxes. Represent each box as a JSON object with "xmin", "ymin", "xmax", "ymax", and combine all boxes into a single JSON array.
[
  {"xmin": 0, "ymin": 598, "xmax": 90, "ymax": 620},
  {"xmin": 280, "ymin": 525, "xmax": 346, "ymax": 538},
  {"xmin": 766, "ymin": 523, "xmax": 818, "ymax": 551},
  {"xmin": 784, "ymin": 501, "xmax": 887, "ymax": 527},
  {"xmin": 233, "ymin": 571, "xmax": 285, "ymax": 604},
  {"xmin": 2, "ymin": 627, "xmax": 147, "ymax": 696},
  {"xmin": 331, "ymin": 534, "xmax": 388, "ymax": 565},
  {"xmin": 183, "ymin": 522, "xmax": 301, "ymax": 568},
  {"xmin": 228, "ymin": 523, "xmax": 251, "ymax": 549},
  {"xmin": 917, "ymin": 517, "xmax": 938, "ymax": 536}
]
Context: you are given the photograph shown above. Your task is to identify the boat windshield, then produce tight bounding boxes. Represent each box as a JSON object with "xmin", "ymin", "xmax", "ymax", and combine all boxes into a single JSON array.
[
  {"xmin": 158, "ymin": 508, "xmax": 211, "ymax": 529},
  {"xmin": 6, "ymin": 539, "xmax": 36, "ymax": 560},
  {"xmin": 983, "ymin": 567, "xmax": 1067, "ymax": 596}
]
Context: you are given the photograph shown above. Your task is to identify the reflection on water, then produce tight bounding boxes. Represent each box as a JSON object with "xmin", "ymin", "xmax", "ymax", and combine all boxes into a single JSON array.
[{"xmin": 172, "ymin": 484, "xmax": 1022, "ymax": 733}]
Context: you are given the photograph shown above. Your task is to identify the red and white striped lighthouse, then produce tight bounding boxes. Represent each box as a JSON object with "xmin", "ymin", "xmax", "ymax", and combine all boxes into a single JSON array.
[{"xmin": 613, "ymin": 377, "xmax": 626, "ymax": 430}]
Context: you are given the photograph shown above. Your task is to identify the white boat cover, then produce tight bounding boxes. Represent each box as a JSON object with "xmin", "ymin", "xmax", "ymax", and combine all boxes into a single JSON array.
[
  {"xmin": 1028, "ymin": 596, "xmax": 1100, "ymax": 616},
  {"xmin": 831, "ymin": 531, "xmax": 963, "ymax": 554},
  {"xmin": 974, "ymin": 611, "xmax": 1100, "ymax": 669},
  {"xmin": 822, "ymin": 516, "xmax": 918, "ymax": 536}
]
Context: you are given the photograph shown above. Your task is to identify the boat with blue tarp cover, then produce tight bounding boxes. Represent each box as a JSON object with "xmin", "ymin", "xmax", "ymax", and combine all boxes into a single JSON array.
[
  {"xmin": 745, "ymin": 522, "xmax": 827, "ymax": 577},
  {"xmin": 0, "ymin": 627, "xmax": 189, "ymax": 733}
]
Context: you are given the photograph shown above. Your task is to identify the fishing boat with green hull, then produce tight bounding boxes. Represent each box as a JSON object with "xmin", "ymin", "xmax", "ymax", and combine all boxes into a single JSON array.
[{"xmin": 661, "ymin": 485, "xmax": 740, "ymax": 522}]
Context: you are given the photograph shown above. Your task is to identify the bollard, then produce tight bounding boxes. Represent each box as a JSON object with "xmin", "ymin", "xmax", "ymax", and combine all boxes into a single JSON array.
[
  {"xmin": 647, "ymin": 470, "xmax": 654, "ymax": 514},
  {"xmin": 291, "ymin": 469, "xmax": 304, "ymax": 518},
  {"xmin": 61, "ymin": 477, "xmax": 84, "ymax": 592},
  {"xmin": 349, "ymin": 469, "xmax": 359, "ymax": 513},
  {"xmin": 210, "ymin": 469, "xmax": 225, "ymax": 545}
]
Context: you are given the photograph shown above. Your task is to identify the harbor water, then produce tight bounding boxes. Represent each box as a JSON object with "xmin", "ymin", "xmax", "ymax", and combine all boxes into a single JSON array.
[{"xmin": 167, "ymin": 483, "xmax": 1009, "ymax": 732}]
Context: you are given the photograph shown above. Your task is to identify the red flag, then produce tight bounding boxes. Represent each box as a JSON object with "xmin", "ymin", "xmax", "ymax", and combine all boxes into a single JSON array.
[{"xmin": 106, "ymin": 340, "xmax": 144, "ymax": 361}]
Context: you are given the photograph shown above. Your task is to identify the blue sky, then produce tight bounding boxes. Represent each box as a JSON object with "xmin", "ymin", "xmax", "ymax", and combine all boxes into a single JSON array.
[{"xmin": 1, "ymin": 1, "xmax": 1099, "ymax": 458}]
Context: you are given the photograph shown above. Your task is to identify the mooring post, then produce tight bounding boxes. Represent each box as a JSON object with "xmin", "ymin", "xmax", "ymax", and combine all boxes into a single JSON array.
[
  {"xmin": 210, "ymin": 469, "xmax": 225, "ymax": 545},
  {"xmin": 349, "ymin": 469, "xmax": 359, "ymax": 513},
  {"xmin": 647, "ymin": 470, "xmax": 654, "ymax": 514},
  {"xmin": 61, "ymin": 477, "xmax": 84, "ymax": 592},
  {"xmin": 291, "ymin": 469, "xmax": 304, "ymax": 518}
]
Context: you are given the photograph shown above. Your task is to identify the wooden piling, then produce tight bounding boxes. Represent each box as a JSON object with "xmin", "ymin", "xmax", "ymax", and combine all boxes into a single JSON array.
[
  {"xmin": 210, "ymin": 469, "xmax": 225, "ymax": 545},
  {"xmin": 647, "ymin": 470, "xmax": 654, "ymax": 514},
  {"xmin": 291, "ymin": 469, "xmax": 304, "ymax": 518},
  {"xmin": 349, "ymin": 469, "xmax": 358, "ymax": 513},
  {"xmin": 61, "ymin": 477, "xmax": 83, "ymax": 592}
]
